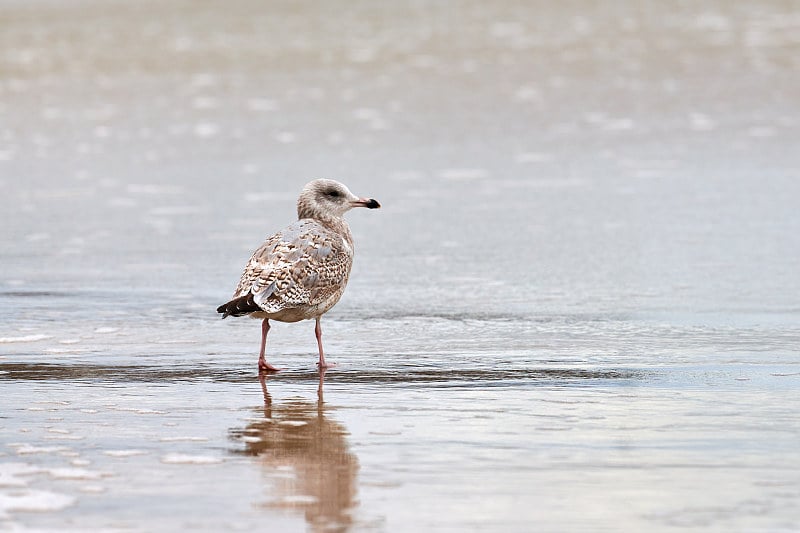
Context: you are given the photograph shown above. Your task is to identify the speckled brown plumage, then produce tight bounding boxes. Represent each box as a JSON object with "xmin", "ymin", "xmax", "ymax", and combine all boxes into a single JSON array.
[
  {"xmin": 217, "ymin": 179, "xmax": 380, "ymax": 372},
  {"xmin": 221, "ymin": 218, "xmax": 354, "ymax": 322}
]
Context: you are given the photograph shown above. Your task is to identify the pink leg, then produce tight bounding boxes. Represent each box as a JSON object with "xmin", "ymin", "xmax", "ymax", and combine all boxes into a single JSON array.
[
  {"xmin": 315, "ymin": 317, "xmax": 335, "ymax": 369},
  {"xmin": 258, "ymin": 319, "xmax": 279, "ymax": 373}
]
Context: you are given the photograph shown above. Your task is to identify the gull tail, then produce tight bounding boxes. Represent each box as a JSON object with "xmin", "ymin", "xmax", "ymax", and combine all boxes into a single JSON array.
[{"xmin": 216, "ymin": 294, "xmax": 260, "ymax": 318}]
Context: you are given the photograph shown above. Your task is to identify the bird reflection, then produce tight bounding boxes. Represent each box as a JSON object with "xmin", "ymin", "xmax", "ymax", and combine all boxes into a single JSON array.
[{"xmin": 230, "ymin": 370, "xmax": 359, "ymax": 532}]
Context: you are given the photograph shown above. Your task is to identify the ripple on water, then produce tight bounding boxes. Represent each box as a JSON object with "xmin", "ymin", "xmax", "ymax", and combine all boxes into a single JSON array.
[{"xmin": 0, "ymin": 361, "xmax": 641, "ymax": 387}]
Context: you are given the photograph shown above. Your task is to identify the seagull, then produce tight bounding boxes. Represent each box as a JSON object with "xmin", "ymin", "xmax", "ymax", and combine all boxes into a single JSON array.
[{"xmin": 217, "ymin": 179, "xmax": 380, "ymax": 372}]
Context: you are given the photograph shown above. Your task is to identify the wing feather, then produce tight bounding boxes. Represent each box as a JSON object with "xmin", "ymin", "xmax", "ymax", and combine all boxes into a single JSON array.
[{"xmin": 231, "ymin": 220, "xmax": 353, "ymax": 314}]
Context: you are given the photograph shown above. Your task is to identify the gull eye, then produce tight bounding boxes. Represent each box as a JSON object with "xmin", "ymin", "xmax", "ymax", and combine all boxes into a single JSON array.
[{"xmin": 326, "ymin": 189, "xmax": 342, "ymax": 198}]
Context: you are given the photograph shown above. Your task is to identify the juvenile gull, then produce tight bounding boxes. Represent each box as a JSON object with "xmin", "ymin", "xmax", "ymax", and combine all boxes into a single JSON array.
[{"xmin": 217, "ymin": 179, "xmax": 380, "ymax": 372}]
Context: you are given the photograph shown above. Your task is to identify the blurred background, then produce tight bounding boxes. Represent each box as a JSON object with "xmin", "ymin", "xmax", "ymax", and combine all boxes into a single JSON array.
[{"xmin": 2, "ymin": 0, "xmax": 798, "ymax": 317}]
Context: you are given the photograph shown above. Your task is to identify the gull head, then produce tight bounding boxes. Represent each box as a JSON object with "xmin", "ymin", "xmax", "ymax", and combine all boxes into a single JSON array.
[{"xmin": 297, "ymin": 179, "xmax": 381, "ymax": 220}]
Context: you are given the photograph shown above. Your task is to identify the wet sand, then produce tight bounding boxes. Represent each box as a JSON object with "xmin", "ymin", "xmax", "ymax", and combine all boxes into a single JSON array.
[{"xmin": 2, "ymin": 1, "xmax": 800, "ymax": 531}]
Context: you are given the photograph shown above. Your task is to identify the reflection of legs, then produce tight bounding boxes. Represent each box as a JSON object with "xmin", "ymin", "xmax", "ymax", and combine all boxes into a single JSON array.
[
  {"xmin": 317, "ymin": 367, "xmax": 327, "ymax": 404},
  {"xmin": 258, "ymin": 372, "xmax": 272, "ymax": 410},
  {"xmin": 258, "ymin": 319, "xmax": 279, "ymax": 373},
  {"xmin": 315, "ymin": 317, "xmax": 334, "ymax": 369}
]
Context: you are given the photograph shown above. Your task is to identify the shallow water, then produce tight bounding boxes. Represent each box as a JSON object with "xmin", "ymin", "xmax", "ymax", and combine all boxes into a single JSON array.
[{"xmin": 2, "ymin": 1, "xmax": 800, "ymax": 531}]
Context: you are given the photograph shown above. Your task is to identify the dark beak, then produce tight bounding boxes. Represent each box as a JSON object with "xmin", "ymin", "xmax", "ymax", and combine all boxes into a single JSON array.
[{"xmin": 353, "ymin": 198, "xmax": 381, "ymax": 209}]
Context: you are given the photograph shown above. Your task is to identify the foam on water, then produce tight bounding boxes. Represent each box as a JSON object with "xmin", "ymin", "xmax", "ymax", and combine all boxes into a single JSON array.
[
  {"xmin": 10, "ymin": 446, "xmax": 68, "ymax": 457},
  {"xmin": 0, "ymin": 336, "xmax": 51, "ymax": 344},
  {"xmin": 0, "ymin": 464, "xmax": 43, "ymax": 488},
  {"xmin": 0, "ymin": 489, "xmax": 75, "ymax": 518},
  {"xmin": 160, "ymin": 454, "xmax": 224, "ymax": 465},
  {"xmin": 46, "ymin": 468, "xmax": 107, "ymax": 481},
  {"xmin": 102, "ymin": 450, "xmax": 147, "ymax": 458}
]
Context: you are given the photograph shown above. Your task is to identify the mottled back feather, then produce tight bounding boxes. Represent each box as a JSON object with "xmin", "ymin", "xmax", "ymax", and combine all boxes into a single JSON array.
[{"xmin": 226, "ymin": 219, "xmax": 354, "ymax": 318}]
